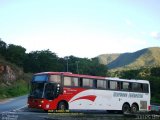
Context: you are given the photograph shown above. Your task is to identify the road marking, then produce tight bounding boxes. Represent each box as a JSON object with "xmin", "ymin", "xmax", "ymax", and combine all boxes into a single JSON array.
[
  {"xmin": 0, "ymin": 105, "xmax": 27, "ymax": 114},
  {"xmin": 12, "ymin": 104, "xmax": 28, "ymax": 112}
]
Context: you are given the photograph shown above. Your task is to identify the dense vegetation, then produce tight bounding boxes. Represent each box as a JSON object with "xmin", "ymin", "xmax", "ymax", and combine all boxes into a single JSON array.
[
  {"xmin": 0, "ymin": 39, "xmax": 108, "ymax": 76},
  {"xmin": 0, "ymin": 79, "xmax": 29, "ymax": 99}
]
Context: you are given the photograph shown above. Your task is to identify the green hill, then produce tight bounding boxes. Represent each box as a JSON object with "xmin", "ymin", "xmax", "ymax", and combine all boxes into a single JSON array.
[
  {"xmin": 98, "ymin": 53, "xmax": 120, "ymax": 65},
  {"xmin": 98, "ymin": 47, "xmax": 160, "ymax": 71}
]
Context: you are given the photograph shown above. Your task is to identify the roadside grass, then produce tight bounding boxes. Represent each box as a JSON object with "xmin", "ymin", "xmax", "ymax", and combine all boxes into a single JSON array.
[
  {"xmin": 151, "ymin": 97, "xmax": 160, "ymax": 104},
  {"xmin": 0, "ymin": 79, "xmax": 29, "ymax": 99}
]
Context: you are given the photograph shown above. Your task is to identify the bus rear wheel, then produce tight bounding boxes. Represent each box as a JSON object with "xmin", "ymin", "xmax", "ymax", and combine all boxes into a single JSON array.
[
  {"xmin": 131, "ymin": 104, "xmax": 138, "ymax": 113},
  {"xmin": 122, "ymin": 103, "xmax": 130, "ymax": 114},
  {"xmin": 58, "ymin": 102, "xmax": 68, "ymax": 110}
]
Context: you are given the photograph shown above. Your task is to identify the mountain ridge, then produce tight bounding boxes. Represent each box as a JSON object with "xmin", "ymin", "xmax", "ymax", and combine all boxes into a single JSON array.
[{"xmin": 97, "ymin": 47, "xmax": 160, "ymax": 71}]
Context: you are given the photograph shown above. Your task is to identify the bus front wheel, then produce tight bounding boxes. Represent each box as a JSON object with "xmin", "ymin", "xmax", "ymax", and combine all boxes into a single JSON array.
[
  {"xmin": 122, "ymin": 103, "xmax": 130, "ymax": 114},
  {"xmin": 57, "ymin": 101, "xmax": 68, "ymax": 110}
]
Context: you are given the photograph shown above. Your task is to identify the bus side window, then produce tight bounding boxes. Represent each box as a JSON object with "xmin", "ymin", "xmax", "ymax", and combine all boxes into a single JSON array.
[
  {"xmin": 122, "ymin": 82, "xmax": 129, "ymax": 91},
  {"xmin": 82, "ymin": 78, "xmax": 93, "ymax": 88},
  {"xmin": 72, "ymin": 77, "xmax": 79, "ymax": 87},
  {"xmin": 64, "ymin": 76, "xmax": 72, "ymax": 86},
  {"xmin": 89, "ymin": 79, "xmax": 93, "ymax": 88},
  {"xmin": 109, "ymin": 81, "xmax": 117, "ymax": 90},
  {"xmin": 97, "ymin": 80, "xmax": 106, "ymax": 89},
  {"xmin": 132, "ymin": 83, "xmax": 142, "ymax": 92},
  {"xmin": 143, "ymin": 84, "xmax": 149, "ymax": 93},
  {"xmin": 49, "ymin": 75, "xmax": 61, "ymax": 83}
]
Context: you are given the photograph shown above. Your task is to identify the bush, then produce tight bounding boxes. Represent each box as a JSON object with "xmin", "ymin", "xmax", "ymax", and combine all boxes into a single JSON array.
[{"xmin": 0, "ymin": 80, "xmax": 29, "ymax": 99}]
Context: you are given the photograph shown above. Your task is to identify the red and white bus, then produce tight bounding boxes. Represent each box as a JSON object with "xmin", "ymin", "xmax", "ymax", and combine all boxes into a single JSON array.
[{"xmin": 27, "ymin": 72, "xmax": 150, "ymax": 113}]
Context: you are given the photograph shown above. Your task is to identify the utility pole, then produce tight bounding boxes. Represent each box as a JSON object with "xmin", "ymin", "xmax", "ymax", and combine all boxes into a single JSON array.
[
  {"xmin": 65, "ymin": 56, "xmax": 69, "ymax": 72},
  {"xmin": 76, "ymin": 61, "xmax": 79, "ymax": 74},
  {"xmin": 67, "ymin": 58, "xmax": 68, "ymax": 72}
]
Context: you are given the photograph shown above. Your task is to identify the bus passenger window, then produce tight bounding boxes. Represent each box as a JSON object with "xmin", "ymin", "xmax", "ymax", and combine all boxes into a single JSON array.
[
  {"xmin": 97, "ymin": 80, "xmax": 106, "ymax": 89},
  {"xmin": 109, "ymin": 81, "xmax": 117, "ymax": 90},
  {"xmin": 122, "ymin": 82, "xmax": 129, "ymax": 91},
  {"xmin": 82, "ymin": 78, "xmax": 93, "ymax": 87},
  {"xmin": 143, "ymin": 84, "xmax": 149, "ymax": 93},
  {"xmin": 64, "ymin": 77, "xmax": 72, "ymax": 86},
  {"xmin": 49, "ymin": 75, "xmax": 61, "ymax": 83},
  {"xmin": 73, "ymin": 77, "xmax": 79, "ymax": 87},
  {"xmin": 132, "ymin": 83, "xmax": 142, "ymax": 92}
]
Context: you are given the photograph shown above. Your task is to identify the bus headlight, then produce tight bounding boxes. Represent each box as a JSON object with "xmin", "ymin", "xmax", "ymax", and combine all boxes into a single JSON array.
[
  {"xmin": 40, "ymin": 100, "xmax": 44, "ymax": 103},
  {"xmin": 46, "ymin": 104, "xmax": 50, "ymax": 108}
]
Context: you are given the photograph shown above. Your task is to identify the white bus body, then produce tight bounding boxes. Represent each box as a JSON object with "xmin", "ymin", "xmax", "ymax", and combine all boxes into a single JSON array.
[{"xmin": 69, "ymin": 78, "xmax": 150, "ymax": 112}]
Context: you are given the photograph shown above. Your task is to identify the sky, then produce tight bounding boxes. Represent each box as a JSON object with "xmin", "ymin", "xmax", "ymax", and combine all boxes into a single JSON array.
[{"xmin": 0, "ymin": 0, "xmax": 160, "ymax": 58}]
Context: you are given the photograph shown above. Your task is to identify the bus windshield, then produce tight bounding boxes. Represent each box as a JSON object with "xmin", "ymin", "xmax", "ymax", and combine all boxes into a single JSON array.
[
  {"xmin": 30, "ymin": 83, "xmax": 44, "ymax": 98},
  {"xmin": 32, "ymin": 74, "xmax": 48, "ymax": 82},
  {"xmin": 29, "ymin": 74, "xmax": 61, "ymax": 99},
  {"xmin": 44, "ymin": 83, "xmax": 55, "ymax": 100},
  {"xmin": 30, "ymin": 83, "xmax": 56, "ymax": 99}
]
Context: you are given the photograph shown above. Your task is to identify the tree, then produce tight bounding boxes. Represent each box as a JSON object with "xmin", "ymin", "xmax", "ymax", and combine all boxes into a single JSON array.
[
  {"xmin": 23, "ymin": 50, "xmax": 60, "ymax": 73},
  {"xmin": 151, "ymin": 67, "xmax": 160, "ymax": 77},
  {"xmin": 62, "ymin": 56, "xmax": 108, "ymax": 76},
  {"xmin": 5, "ymin": 44, "xmax": 26, "ymax": 66},
  {"xmin": 88, "ymin": 58, "xmax": 108, "ymax": 76},
  {"xmin": 120, "ymin": 69, "xmax": 140, "ymax": 79},
  {"xmin": 0, "ymin": 39, "xmax": 7, "ymax": 56}
]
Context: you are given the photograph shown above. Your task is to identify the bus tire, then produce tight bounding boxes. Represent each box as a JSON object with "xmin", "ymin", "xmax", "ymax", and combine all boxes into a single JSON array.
[
  {"xmin": 131, "ymin": 104, "xmax": 139, "ymax": 113},
  {"xmin": 57, "ymin": 101, "xmax": 68, "ymax": 110},
  {"xmin": 122, "ymin": 103, "xmax": 130, "ymax": 114}
]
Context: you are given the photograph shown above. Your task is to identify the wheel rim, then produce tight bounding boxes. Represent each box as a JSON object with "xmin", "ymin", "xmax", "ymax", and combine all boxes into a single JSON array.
[
  {"xmin": 60, "ymin": 104, "xmax": 65, "ymax": 110},
  {"xmin": 58, "ymin": 102, "xmax": 67, "ymax": 110},
  {"xmin": 132, "ymin": 105, "xmax": 138, "ymax": 113}
]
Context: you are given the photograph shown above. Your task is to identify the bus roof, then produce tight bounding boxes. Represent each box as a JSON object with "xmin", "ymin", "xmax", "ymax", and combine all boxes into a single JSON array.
[
  {"xmin": 34, "ymin": 72, "xmax": 106, "ymax": 79},
  {"xmin": 106, "ymin": 77, "xmax": 149, "ymax": 84},
  {"xmin": 34, "ymin": 72, "xmax": 149, "ymax": 83}
]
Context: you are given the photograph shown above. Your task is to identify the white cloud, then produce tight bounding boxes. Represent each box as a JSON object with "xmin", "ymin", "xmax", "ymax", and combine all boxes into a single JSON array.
[{"xmin": 150, "ymin": 32, "xmax": 160, "ymax": 40}]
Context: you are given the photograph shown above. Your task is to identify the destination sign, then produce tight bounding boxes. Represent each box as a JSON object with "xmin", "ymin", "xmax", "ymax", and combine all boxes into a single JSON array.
[{"xmin": 113, "ymin": 92, "xmax": 143, "ymax": 98}]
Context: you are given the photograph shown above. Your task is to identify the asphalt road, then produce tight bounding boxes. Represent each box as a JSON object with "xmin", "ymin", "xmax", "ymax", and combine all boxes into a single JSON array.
[
  {"xmin": 2, "ymin": 109, "xmax": 160, "ymax": 120},
  {"xmin": 0, "ymin": 95, "xmax": 28, "ymax": 113},
  {"xmin": 0, "ymin": 110, "xmax": 128, "ymax": 120}
]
